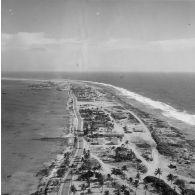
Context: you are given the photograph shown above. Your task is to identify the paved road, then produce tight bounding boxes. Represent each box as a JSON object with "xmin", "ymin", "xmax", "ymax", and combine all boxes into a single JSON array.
[{"xmin": 58, "ymin": 93, "xmax": 83, "ymax": 195}]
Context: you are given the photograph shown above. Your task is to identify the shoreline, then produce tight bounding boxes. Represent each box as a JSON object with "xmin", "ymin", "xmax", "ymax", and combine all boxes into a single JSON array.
[
  {"xmin": 3, "ymin": 76, "xmax": 195, "ymax": 125},
  {"xmin": 61, "ymin": 80, "xmax": 195, "ymax": 195},
  {"xmin": 83, "ymin": 80, "xmax": 195, "ymax": 126},
  {"xmin": 2, "ymin": 79, "xmax": 195, "ymax": 195}
]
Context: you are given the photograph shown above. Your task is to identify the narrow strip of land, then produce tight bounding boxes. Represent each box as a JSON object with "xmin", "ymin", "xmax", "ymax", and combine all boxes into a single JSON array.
[
  {"xmin": 58, "ymin": 81, "xmax": 195, "ymax": 195},
  {"xmin": 58, "ymin": 93, "xmax": 83, "ymax": 195}
]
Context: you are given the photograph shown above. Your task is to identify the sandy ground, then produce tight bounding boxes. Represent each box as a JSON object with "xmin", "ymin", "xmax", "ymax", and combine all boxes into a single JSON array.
[
  {"xmin": 1, "ymin": 80, "xmax": 70, "ymax": 195},
  {"xmin": 89, "ymin": 81, "xmax": 195, "ymax": 140},
  {"xmin": 69, "ymin": 81, "xmax": 195, "ymax": 195},
  {"xmin": 118, "ymin": 92, "xmax": 195, "ymax": 140},
  {"xmin": 3, "ymin": 79, "xmax": 195, "ymax": 194}
]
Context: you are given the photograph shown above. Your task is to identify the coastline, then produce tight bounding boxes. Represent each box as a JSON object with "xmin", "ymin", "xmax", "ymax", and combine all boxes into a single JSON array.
[
  {"xmin": 90, "ymin": 81, "xmax": 195, "ymax": 138},
  {"xmin": 2, "ymin": 79, "xmax": 195, "ymax": 194},
  {"xmin": 83, "ymin": 80, "xmax": 195, "ymax": 126},
  {"xmin": 3, "ymin": 76, "xmax": 195, "ymax": 127},
  {"xmin": 63, "ymin": 80, "xmax": 195, "ymax": 194}
]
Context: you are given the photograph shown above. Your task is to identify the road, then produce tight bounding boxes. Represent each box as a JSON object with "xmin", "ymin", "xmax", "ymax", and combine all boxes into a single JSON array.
[
  {"xmin": 128, "ymin": 109, "xmax": 159, "ymax": 176},
  {"xmin": 58, "ymin": 93, "xmax": 83, "ymax": 195}
]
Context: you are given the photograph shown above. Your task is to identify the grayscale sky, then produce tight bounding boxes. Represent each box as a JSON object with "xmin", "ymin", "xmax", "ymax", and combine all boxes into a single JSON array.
[{"xmin": 2, "ymin": 0, "xmax": 195, "ymax": 72}]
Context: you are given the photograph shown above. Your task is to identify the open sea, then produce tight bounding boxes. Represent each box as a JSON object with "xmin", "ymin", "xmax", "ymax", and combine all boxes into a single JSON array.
[{"xmin": 2, "ymin": 72, "xmax": 195, "ymax": 126}]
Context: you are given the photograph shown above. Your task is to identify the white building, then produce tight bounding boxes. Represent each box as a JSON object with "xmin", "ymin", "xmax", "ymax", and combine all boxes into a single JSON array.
[
  {"xmin": 111, "ymin": 137, "xmax": 119, "ymax": 145},
  {"xmin": 97, "ymin": 138, "xmax": 105, "ymax": 145}
]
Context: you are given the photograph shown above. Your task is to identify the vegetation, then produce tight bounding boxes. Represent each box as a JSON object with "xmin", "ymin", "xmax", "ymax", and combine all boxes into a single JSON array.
[
  {"xmin": 114, "ymin": 147, "xmax": 135, "ymax": 162},
  {"xmin": 99, "ymin": 177, "xmax": 104, "ymax": 192},
  {"xmin": 104, "ymin": 190, "xmax": 110, "ymax": 195},
  {"xmin": 144, "ymin": 176, "xmax": 179, "ymax": 195},
  {"xmin": 120, "ymin": 185, "xmax": 128, "ymax": 192},
  {"xmin": 68, "ymin": 84, "xmax": 194, "ymax": 195},
  {"xmin": 133, "ymin": 180, "xmax": 139, "ymax": 195},
  {"xmin": 154, "ymin": 168, "xmax": 162, "ymax": 179},
  {"xmin": 70, "ymin": 184, "xmax": 77, "ymax": 194},
  {"xmin": 122, "ymin": 165, "xmax": 127, "ymax": 171},
  {"xmin": 81, "ymin": 183, "xmax": 86, "ymax": 192},
  {"xmin": 143, "ymin": 181, "xmax": 149, "ymax": 195},
  {"xmin": 167, "ymin": 173, "xmax": 177, "ymax": 186},
  {"xmin": 56, "ymin": 168, "xmax": 66, "ymax": 178},
  {"xmin": 87, "ymin": 188, "xmax": 92, "ymax": 194},
  {"xmin": 111, "ymin": 168, "xmax": 125, "ymax": 177}
]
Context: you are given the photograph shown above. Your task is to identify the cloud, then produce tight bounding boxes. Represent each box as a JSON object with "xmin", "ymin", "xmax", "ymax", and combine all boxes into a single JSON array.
[
  {"xmin": 3, "ymin": 32, "xmax": 195, "ymax": 53},
  {"xmin": 1, "ymin": 32, "xmax": 86, "ymax": 72},
  {"xmin": 2, "ymin": 32, "xmax": 195, "ymax": 72},
  {"xmin": 102, "ymin": 38, "xmax": 142, "ymax": 50},
  {"xmin": 1, "ymin": 33, "xmax": 13, "ymax": 49},
  {"xmin": 1, "ymin": 32, "xmax": 82, "ymax": 51},
  {"xmin": 149, "ymin": 38, "xmax": 195, "ymax": 52},
  {"xmin": 101, "ymin": 37, "xmax": 195, "ymax": 52}
]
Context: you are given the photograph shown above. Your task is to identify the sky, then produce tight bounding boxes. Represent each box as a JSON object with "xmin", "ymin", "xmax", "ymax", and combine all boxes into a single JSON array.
[{"xmin": 2, "ymin": 0, "xmax": 195, "ymax": 72}]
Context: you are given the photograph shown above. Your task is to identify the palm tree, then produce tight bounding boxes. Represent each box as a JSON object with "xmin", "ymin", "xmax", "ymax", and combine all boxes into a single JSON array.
[
  {"xmin": 114, "ymin": 189, "xmax": 121, "ymax": 195},
  {"xmin": 124, "ymin": 190, "xmax": 130, "ymax": 195},
  {"xmin": 136, "ymin": 172, "xmax": 141, "ymax": 181},
  {"xmin": 111, "ymin": 168, "xmax": 117, "ymax": 175},
  {"xmin": 107, "ymin": 173, "xmax": 112, "ymax": 183},
  {"xmin": 129, "ymin": 177, "xmax": 133, "ymax": 184},
  {"xmin": 180, "ymin": 188, "xmax": 187, "ymax": 195},
  {"xmin": 99, "ymin": 178, "xmax": 104, "ymax": 192},
  {"xmin": 87, "ymin": 188, "xmax": 92, "ymax": 194},
  {"xmin": 167, "ymin": 173, "xmax": 177, "ymax": 186},
  {"xmin": 104, "ymin": 190, "xmax": 110, "ymax": 195},
  {"xmin": 133, "ymin": 180, "xmax": 139, "ymax": 195},
  {"xmin": 174, "ymin": 179, "xmax": 186, "ymax": 194},
  {"xmin": 154, "ymin": 168, "xmax": 162, "ymax": 179},
  {"xmin": 122, "ymin": 165, "xmax": 127, "ymax": 171},
  {"xmin": 70, "ymin": 169, "xmax": 74, "ymax": 185},
  {"xmin": 121, "ymin": 185, "xmax": 128, "ymax": 192},
  {"xmin": 128, "ymin": 177, "xmax": 133, "ymax": 191},
  {"xmin": 81, "ymin": 183, "xmax": 86, "ymax": 192},
  {"xmin": 70, "ymin": 184, "xmax": 77, "ymax": 194},
  {"xmin": 143, "ymin": 181, "xmax": 148, "ymax": 195},
  {"xmin": 96, "ymin": 164, "xmax": 102, "ymax": 171},
  {"xmin": 86, "ymin": 178, "xmax": 91, "ymax": 188}
]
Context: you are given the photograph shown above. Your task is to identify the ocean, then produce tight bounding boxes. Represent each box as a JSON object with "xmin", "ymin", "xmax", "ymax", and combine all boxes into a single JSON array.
[
  {"xmin": 2, "ymin": 72, "xmax": 195, "ymax": 126},
  {"xmin": 1, "ymin": 79, "xmax": 70, "ymax": 194}
]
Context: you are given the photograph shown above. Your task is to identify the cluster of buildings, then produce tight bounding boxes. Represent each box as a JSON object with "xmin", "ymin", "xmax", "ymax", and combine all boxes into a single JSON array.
[
  {"xmin": 71, "ymin": 85, "xmax": 103, "ymax": 102},
  {"xmin": 72, "ymin": 85, "xmax": 126, "ymax": 146},
  {"xmin": 79, "ymin": 105, "xmax": 125, "ymax": 145}
]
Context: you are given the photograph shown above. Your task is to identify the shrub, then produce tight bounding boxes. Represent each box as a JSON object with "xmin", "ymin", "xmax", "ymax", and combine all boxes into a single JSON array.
[
  {"xmin": 56, "ymin": 168, "xmax": 66, "ymax": 177},
  {"xmin": 144, "ymin": 176, "xmax": 179, "ymax": 195}
]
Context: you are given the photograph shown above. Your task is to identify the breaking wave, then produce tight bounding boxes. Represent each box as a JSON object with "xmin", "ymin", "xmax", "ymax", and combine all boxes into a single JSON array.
[
  {"xmin": 3, "ymin": 77, "xmax": 195, "ymax": 126},
  {"xmin": 85, "ymin": 80, "xmax": 195, "ymax": 126}
]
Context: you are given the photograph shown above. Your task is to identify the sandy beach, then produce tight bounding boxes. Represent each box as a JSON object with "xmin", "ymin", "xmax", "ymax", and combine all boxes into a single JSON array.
[{"xmin": 58, "ymin": 80, "xmax": 195, "ymax": 195}]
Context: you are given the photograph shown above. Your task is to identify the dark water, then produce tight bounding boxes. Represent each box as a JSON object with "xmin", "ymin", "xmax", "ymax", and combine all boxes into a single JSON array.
[{"xmin": 2, "ymin": 72, "xmax": 195, "ymax": 114}]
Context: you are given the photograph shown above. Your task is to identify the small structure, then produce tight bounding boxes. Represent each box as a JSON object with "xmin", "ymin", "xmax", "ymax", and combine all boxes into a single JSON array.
[
  {"xmin": 98, "ymin": 127, "xmax": 107, "ymax": 133},
  {"xmin": 133, "ymin": 125, "xmax": 144, "ymax": 132},
  {"xmin": 97, "ymin": 137, "xmax": 105, "ymax": 145},
  {"xmin": 64, "ymin": 133, "xmax": 75, "ymax": 146},
  {"xmin": 111, "ymin": 137, "xmax": 119, "ymax": 145},
  {"xmin": 169, "ymin": 162, "xmax": 177, "ymax": 169}
]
